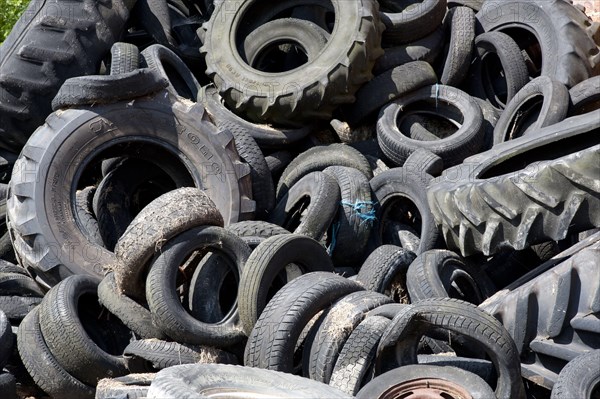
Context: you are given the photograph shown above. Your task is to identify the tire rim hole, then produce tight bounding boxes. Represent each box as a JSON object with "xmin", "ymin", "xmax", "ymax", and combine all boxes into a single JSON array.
[{"xmin": 251, "ymin": 40, "xmax": 310, "ymax": 73}]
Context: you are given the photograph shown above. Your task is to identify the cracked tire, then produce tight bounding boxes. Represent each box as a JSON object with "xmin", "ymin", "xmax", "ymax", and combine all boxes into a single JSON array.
[{"xmin": 201, "ymin": 0, "xmax": 384, "ymax": 126}]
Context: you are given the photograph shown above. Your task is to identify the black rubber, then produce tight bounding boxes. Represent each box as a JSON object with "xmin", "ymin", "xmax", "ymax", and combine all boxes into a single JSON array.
[
  {"xmin": 7, "ymin": 95, "xmax": 252, "ymax": 288},
  {"xmin": 0, "ymin": 373, "xmax": 16, "ymax": 399},
  {"xmin": 123, "ymin": 339, "xmax": 237, "ymax": 372},
  {"xmin": 0, "ymin": 0, "xmax": 132, "ymax": 154},
  {"xmin": 308, "ymin": 291, "xmax": 392, "ymax": 384},
  {"xmin": 146, "ymin": 226, "xmax": 251, "ymax": 347},
  {"xmin": 244, "ymin": 272, "xmax": 364, "ymax": 372},
  {"xmin": 276, "ymin": 143, "xmax": 372, "ymax": 201},
  {"xmin": 329, "ymin": 315, "xmax": 390, "ymax": 395},
  {"xmin": 238, "ymin": 234, "xmax": 334, "ymax": 336},
  {"xmin": 17, "ymin": 307, "xmax": 95, "ymax": 399},
  {"xmin": 0, "ymin": 296, "xmax": 41, "ymax": 321},
  {"xmin": 380, "ymin": 0, "xmax": 448, "ymax": 44},
  {"xmin": 322, "ymin": 166, "xmax": 374, "ymax": 266},
  {"xmin": 110, "ymin": 42, "xmax": 141, "ymax": 74},
  {"xmin": 342, "ymin": 62, "xmax": 438, "ymax": 126},
  {"xmin": 406, "ymin": 249, "xmax": 495, "ymax": 305},
  {"xmin": 75, "ymin": 187, "xmax": 103, "ymax": 247},
  {"xmin": 439, "ymin": 7, "xmax": 475, "ymax": 87},
  {"xmin": 146, "ymin": 364, "xmax": 351, "ymax": 398},
  {"xmin": 551, "ymin": 350, "xmax": 600, "ymax": 399},
  {"xmin": 569, "ymin": 75, "xmax": 600, "ymax": 116},
  {"xmin": 356, "ymin": 245, "xmax": 416, "ymax": 302},
  {"xmin": 370, "ymin": 168, "xmax": 440, "ymax": 255},
  {"xmin": 357, "ymin": 364, "xmax": 496, "ymax": 399},
  {"xmin": 270, "ymin": 172, "xmax": 341, "ymax": 240},
  {"xmin": 403, "ymin": 148, "xmax": 444, "ymax": 177},
  {"xmin": 113, "ymin": 188, "xmax": 224, "ymax": 301},
  {"xmin": 38, "ymin": 275, "xmax": 130, "ymax": 385},
  {"xmin": 227, "ymin": 221, "xmax": 289, "ymax": 250},
  {"xmin": 470, "ymin": 32, "xmax": 529, "ymax": 110},
  {"xmin": 201, "ymin": 0, "xmax": 384, "ymax": 126},
  {"xmin": 0, "ymin": 272, "xmax": 44, "ymax": 297},
  {"xmin": 493, "ymin": 76, "xmax": 570, "ymax": 144},
  {"xmin": 428, "ymin": 114, "xmax": 600, "ymax": 257},
  {"xmin": 377, "ymin": 85, "xmax": 484, "ymax": 167},
  {"xmin": 0, "ymin": 310, "xmax": 13, "ymax": 369},
  {"xmin": 476, "ymin": 0, "xmax": 600, "ymax": 88},
  {"xmin": 98, "ymin": 272, "xmax": 166, "ymax": 340},
  {"xmin": 51, "ymin": 68, "xmax": 168, "ymax": 110},
  {"xmin": 376, "ymin": 298, "xmax": 525, "ymax": 399},
  {"xmin": 200, "ymin": 86, "xmax": 314, "ymax": 149}
]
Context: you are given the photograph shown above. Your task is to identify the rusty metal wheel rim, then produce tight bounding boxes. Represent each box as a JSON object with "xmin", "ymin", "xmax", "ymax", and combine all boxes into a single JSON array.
[{"xmin": 378, "ymin": 377, "xmax": 473, "ymax": 399}]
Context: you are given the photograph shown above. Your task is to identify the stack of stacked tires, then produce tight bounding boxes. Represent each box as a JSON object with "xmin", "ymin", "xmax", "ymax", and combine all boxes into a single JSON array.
[{"xmin": 0, "ymin": 0, "xmax": 598, "ymax": 398}]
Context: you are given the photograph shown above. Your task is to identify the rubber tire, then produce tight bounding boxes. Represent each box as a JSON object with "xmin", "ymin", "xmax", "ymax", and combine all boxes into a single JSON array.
[
  {"xmin": 110, "ymin": 42, "xmax": 141, "ymax": 74},
  {"xmin": 428, "ymin": 140, "xmax": 600, "ymax": 257},
  {"xmin": 356, "ymin": 364, "xmax": 496, "ymax": 399},
  {"xmin": 370, "ymin": 168, "xmax": 440, "ymax": 255},
  {"xmin": 0, "ymin": 373, "xmax": 16, "ymax": 399},
  {"xmin": 227, "ymin": 221, "xmax": 289, "ymax": 250},
  {"xmin": 406, "ymin": 250, "xmax": 495, "ymax": 305},
  {"xmin": 380, "ymin": 0, "xmax": 448, "ymax": 44},
  {"xmin": 244, "ymin": 272, "xmax": 364, "ymax": 372},
  {"xmin": 322, "ymin": 166, "xmax": 374, "ymax": 266},
  {"xmin": 51, "ymin": 68, "xmax": 168, "ymax": 110},
  {"xmin": 376, "ymin": 298, "xmax": 525, "ymax": 399},
  {"xmin": 113, "ymin": 188, "xmax": 224, "ymax": 301},
  {"xmin": 146, "ymin": 364, "xmax": 352, "ymax": 398},
  {"xmin": 17, "ymin": 307, "xmax": 95, "ymax": 399},
  {"xmin": 403, "ymin": 149, "xmax": 444, "ymax": 177},
  {"xmin": 201, "ymin": 0, "xmax": 384, "ymax": 126},
  {"xmin": 238, "ymin": 234, "xmax": 334, "ymax": 335},
  {"xmin": 0, "ymin": 296, "xmax": 41, "ymax": 322},
  {"xmin": 146, "ymin": 226, "xmax": 251, "ymax": 347},
  {"xmin": 308, "ymin": 291, "xmax": 393, "ymax": 383},
  {"xmin": 270, "ymin": 172, "xmax": 341, "ymax": 240},
  {"xmin": 439, "ymin": 7, "xmax": 476, "ymax": 87},
  {"xmin": 0, "ymin": 272, "xmax": 44, "ymax": 297},
  {"xmin": 569, "ymin": 76, "xmax": 600, "ymax": 116},
  {"xmin": 7, "ymin": 96, "xmax": 251, "ymax": 288},
  {"xmin": 551, "ymin": 350, "xmax": 600, "ymax": 399},
  {"xmin": 123, "ymin": 339, "xmax": 237, "ymax": 372},
  {"xmin": 0, "ymin": 310, "xmax": 13, "ymax": 369},
  {"xmin": 98, "ymin": 272, "xmax": 166, "ymax": 340},
  {"xmin": 276, "ymin": 143, "xmax": 372, "ymax": 201},
  {"xmin": 476, "ymin": 0, "xmax": 600, "ymax": 88},
  {"xmin": 200, "ymin": 86, "xmax": 314, "ymax": 149},
  {"xmin": 329, "ymin": 316, "xmax": 391, "ymax": 395},
  {"xmin": 373, "ymin": 28, "xmax": 445, "ymax": 75},
  {"xmin": 0, "ymin": 0, "xmax": 132, "ymax": 154},
  {"xmin": 377, "ymin": 85, "xmax": 484, "ymax": 167},
  {"xmin": 356, "ymin": 245, "xmax": 416, "ymax": 300},
  {"xmin": 96, "ymin": 373, "xmax": 154, "ymax": 399},
  {"xmin": 342, "ymin": 62, "xmax": 438, "ymax": 126},
  {"xmin": 242, "ymin": 18, "xmax": 329, "ymax": 68},
  {"xmin": 493, "ymin": 76, "xmax": 570, "ymax": 144},
  {"xmin": 141, "ymin": 44, "xmax": 201, "ymax": 101},
  {"xmin": 39, "ymin": 275, "xmax": 130, "ymax": 385},
  {"xmin": 75, "ymin": 187, "xmax": 103, "ymax": 247},
  {"xmin": 470, "ymin": 31, "xmax": 529, "ymax": 110}
]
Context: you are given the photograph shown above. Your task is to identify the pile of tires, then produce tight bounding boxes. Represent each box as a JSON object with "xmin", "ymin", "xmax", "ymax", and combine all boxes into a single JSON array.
[{"xmin": 0, "ymin": 0, "xmax": 598, "ymax": 398}]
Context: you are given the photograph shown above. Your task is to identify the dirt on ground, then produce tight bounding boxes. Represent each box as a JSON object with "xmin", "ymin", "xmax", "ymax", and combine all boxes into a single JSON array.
[{"xmin": 574, "ymin": 0, "xmax": 600, "ymax": 21}]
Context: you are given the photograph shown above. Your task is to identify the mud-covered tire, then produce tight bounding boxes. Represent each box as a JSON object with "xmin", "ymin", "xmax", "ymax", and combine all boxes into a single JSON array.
[
  {"xmin": 201, "ymin": 0, "xmax": 385, "ymax": 126},
  {"xmin": 7, "ymin": 95, "xmax": 252, "ymax": 288},
  {"xmin": 96, "ymin": 373, "xmax": 154, "ymax": 399},
  {"xmin": 428, "ymin": 126, "xmax": 600, "ymax": 257},
  {"xmin": 0, "ymin": 0, "xmax": 132, "ymax": 154},
  {"xmin": 476, "ymin": 0, "xmax": 600, "ymax": 88}
]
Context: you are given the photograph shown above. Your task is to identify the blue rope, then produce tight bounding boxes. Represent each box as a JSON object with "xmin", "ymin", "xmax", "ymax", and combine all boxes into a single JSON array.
[
  {"xmin": 327, "ymin": 222, "xmax": 341, "ymax": 255},
  {"xmin": 340, "ymin": 200, "xmax": 377, "ymax": 226}
]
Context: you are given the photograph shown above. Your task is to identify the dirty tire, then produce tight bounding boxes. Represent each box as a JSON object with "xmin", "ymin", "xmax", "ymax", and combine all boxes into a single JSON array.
[
  {"xmin": 114, "ymin": 188, "xmax": 224, "ymax": 301},
  {"xmin": 0, "ymin": 310, "xmax": 13, "ymax": 369},
  {"xmin": 0, "ymin": 0, "xmax": 132, "ymax": 153},
  {"xmin": 439, "ymin": 7, "xmax": 475, "ymax": 87},
  {"xmin": 428, "ymin": 143, "xmax": 600, "ymax": 257},
  {"xmin": 380, "ymin": 0, "xmax": 448, "ymax": 44},
  {"xmin": 551, "ymin": 350, "xmax": 600, "ymax": 399},
  {"xmin": 404, "ymin": 149, "xmax": 444, "ymax": 177},
  {"xmin": 0, "ymin": 296, "xmax": 41, "ymax": 321},
  {"xmin": 110, "ymin": 42, "xmax": 140, "ymax": 74},
  {"xmin": 201, "ymin": 0, "xmax": 384, "ymax": 126},
  {"xmin": 146, "ymin": 364, "xmax": 352, "ymax": 398},
  {"xmin": 227, "ymin": 221, "xmax": 289, "ymax": 250},
  {"xmin": 376, "ymin": 298, "xmax": 525, "ymax": 399},
  {"xmin": 309, "ymin": 291, "xmax": 392, "ymax": 384},
  {"xmin": 96, "ymin": 373, "xmax": 154, "ymax": 399},
  {"xmin": 244, "ymin": 272, "xmax": 364, "ymax": 372},
  {"xmin": 238, "ymin": 234, "xmax": 334, "ymax": 336},
  {"xmin": 329, "ymin": 316, "xmax": 390, "ymax": 395},
  {"xmin": 356, "ymin": 245, "xmax": 416, "ymax": 299},
  {"xmin": 17, "ymin": 307, "xmax": 95, "ymax": 399},
  {"xmin": 569, "ymin": 76, "xmax": 600, "ymax": 115},
  {"xmin": 146, "ymin": 226, "xmax": 250, "ymax": 347},
  {"xmin": 75, "ymin": 187, "xmax": 103, "ymax": 247}
]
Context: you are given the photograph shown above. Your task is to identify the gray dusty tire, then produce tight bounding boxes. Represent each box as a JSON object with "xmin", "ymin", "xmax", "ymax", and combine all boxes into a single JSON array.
[
  {"xmin": 201, "ymin": 0, "xmax": 384, "ymax": 126},
  {"xmin": 551, "ymin": 350, "xmax": 600, "ymax": 399}
]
